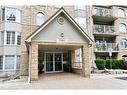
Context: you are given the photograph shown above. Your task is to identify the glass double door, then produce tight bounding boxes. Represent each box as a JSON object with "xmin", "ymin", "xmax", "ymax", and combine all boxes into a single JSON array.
[{"xmin": 45, "ymin": 52, "xmax": 63, "ymax": 73}]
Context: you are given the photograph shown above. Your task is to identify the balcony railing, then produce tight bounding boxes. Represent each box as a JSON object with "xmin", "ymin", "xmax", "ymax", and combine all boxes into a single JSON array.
[
  {"xmin": 93, "ymin": 7, "xmax": 113, "ymax": 17},
  {"xmin": 94, "ymin": 43, "xmax": 119, "ymax": 52},
  {"xmin": 93, "ymin": 25, "xmax": 115, "ymax": 34}
]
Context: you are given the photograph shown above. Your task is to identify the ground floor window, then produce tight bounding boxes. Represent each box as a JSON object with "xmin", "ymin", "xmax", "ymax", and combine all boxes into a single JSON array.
[
  {"xmin": 16, "ymin": 56, "xmax": 20, "ymax": 69},
  {"xmin": 5, "ymin": 55, "xmax": 15, "ymax": 70},
  {"xmin": 0, "ymin": 55, "xmax": 20, "ymax": 71},
  {"xmin": 0, "ymin": 56, "xmax": 3, "ymax": 70}
]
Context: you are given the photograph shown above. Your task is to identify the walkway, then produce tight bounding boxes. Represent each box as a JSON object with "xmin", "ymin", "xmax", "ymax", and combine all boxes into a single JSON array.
[{"xmin": 1, "ymin": 73, "xmax": 127, "ymax": 89}]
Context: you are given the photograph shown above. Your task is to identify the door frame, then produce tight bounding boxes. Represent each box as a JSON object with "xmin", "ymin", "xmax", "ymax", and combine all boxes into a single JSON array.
[{"xmin": 44, "ymin": 52, "xmax": 63, "ymax": 73}]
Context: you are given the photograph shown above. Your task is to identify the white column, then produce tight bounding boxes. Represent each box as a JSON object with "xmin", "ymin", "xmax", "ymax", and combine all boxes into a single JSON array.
[
  {"xmin": 4, "ymin": 31, "xmax": 6, "ymax": 45},
  {"xmin": 3, "ymin": 55, "xmax": 5, "ymax": 71},
  {"xmin": 14, "ymin": 55, "xmax": 17, "ymax": 70}
]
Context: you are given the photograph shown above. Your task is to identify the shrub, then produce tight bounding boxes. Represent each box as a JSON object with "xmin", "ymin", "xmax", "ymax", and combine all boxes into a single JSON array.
[
  {"xmin": 95, "ymin": 59, "xmax": 124, "ymax": 70},
  {"xmin": 95, "ymin": 59, "xmax": 105, "ymax": 70}
]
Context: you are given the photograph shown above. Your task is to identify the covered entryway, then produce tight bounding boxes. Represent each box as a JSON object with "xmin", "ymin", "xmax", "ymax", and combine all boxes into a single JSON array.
[{"xmin": 25, "ymin": 8, "xmax": 93, "ymax": 81}]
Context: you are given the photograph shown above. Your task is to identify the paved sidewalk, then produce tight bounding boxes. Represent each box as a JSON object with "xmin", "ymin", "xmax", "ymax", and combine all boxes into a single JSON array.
[{"xmin": 0, "ymin": 73, "xmax": 127, "ymax": 89}]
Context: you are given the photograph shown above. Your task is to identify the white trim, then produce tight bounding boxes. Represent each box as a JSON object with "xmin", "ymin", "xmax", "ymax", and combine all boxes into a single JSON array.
[
  {"xmin": 25, "ymin": 8, "xmax": 93, "ymax": 44},
  {"xmin": 3, "ymin": 55, "xmax": 5, "ymax": 71}
]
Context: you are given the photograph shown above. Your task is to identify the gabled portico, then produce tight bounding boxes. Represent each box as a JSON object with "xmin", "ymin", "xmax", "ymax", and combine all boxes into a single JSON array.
[{"xmin": 25, "ymin": 8, "xmax": 93, "ymax": 80}]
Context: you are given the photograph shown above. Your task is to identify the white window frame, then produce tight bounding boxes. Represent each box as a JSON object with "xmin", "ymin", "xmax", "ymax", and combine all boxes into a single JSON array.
[
  {"xmin": 120, "ymin": 39, "xmax": 127, "ymax": 49},
  {"xmin": 6, "ymin": 31, "xmax": 15, "ymax": 45},
  {"xmin": 1, "ymin": 55, "xmax": 20, "ymax": 71},
  {"xmin": 118, "ymin": 8, "xmax": 125, "ymax": 18},
  {"xmin": 36, "ymin": 12, "xmax": 44, "ymax": 26},
  {"xmin": 2, "ymin": 7, "xmax": 21, "ymax": 23},
  {"xmin": 119, "ymin": 23, "xmax": 126, "ymax": 32},
  {"xmin": 5, "ymin": 55, "xmax": 15, "ymax": 70},
  {"xmin": 2, "ymin": 31, "xmax": 21, "ymax": 45}
]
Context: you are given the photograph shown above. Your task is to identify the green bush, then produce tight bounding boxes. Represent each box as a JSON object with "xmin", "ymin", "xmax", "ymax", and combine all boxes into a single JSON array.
[
  {"xmin": 95, "ymin": 59, "xmax": 106, "ymax": 70},
  {"xmin": 95, "ymin": 59, "xmax": 124, "ymax": 70}
]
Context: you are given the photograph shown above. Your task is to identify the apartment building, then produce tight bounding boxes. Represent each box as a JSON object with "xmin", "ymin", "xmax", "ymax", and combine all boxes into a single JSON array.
[{"xmin": 0, "ymin": 5, "xmax": 127, "ymax": 80}]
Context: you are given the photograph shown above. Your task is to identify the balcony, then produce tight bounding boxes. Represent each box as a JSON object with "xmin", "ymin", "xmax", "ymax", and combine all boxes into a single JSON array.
[
  {"xmin": 92, "ymin": 7, "xmax": 117, "ymax": 22},
  {"xmin": 93, "ymin": 25, "xmax": 118, "ymax": 37},
  {"xmin": 94, "ymin": 43, "xmax": 119, "ymax": 53}
]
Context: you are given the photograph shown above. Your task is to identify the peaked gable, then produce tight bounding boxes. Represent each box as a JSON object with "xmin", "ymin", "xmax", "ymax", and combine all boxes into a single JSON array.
[{"xmin": 25, "ymin": 7, "xmax": 93, "ymax": 44}]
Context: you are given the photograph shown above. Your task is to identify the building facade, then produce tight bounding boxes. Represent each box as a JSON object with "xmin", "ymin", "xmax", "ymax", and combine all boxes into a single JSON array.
[{"xmin": 0, "ymin": 5, "xmax": 127, "ymax": 80}]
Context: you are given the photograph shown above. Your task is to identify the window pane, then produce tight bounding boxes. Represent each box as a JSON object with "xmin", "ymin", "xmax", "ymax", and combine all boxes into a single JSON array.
[
  {"xmin": 11, "ymin": 32, "xmax": 15, "ymax": 44},
  {"xmin": 2, "ymin": 8, "xmax": 5, "ymax": 21},
  {"xmin": 36, "ymin": 13, "xmax": 44, "ymax": 25},
  {"xmin": 118, "ymin": 9, "xmax": 125, "ymax": 18},
  {"xmin": 7, "ymin": 32, "xmax": 11, "ymax": 44},
  {"xmin": 119, "ymin": 24, "xmax": 126, "ymax": 32},
  {"xmin": 5, "ymin": 8, "xmax": 16, "ymax": 21},
  {"xmin": 0, "ymin": 32, "xmax": 4, "ymax": 45},
  {"xmin": 17, "ymin": 32, "xmax": 21, "ymax": 45},
  {"xmin": 75, "ymin": 48, "xmax": 82, "ymax": 63},
  {"xmin": 5, "ymin": 55, "xmax": 14, "ymax": 70},
  {"xmin": 6, "ymin": 31, "xmax": 15, "ymax": 44},
  {"xmin": 16, "ymin": 56, "xmax": 20, "ymax": 69},
  {"xmin": 0, "ymin": 56, "xmax": 3, "ymax": 70},
  {"xmin": 120, "ymin": 39, "xmax": 127, "ymax": 49}
]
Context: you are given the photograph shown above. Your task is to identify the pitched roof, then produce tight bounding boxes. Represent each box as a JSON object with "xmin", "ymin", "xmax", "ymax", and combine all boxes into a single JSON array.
[{"xmin": 25, "ymin": 7, "xmax": 93, "ymax": 44}]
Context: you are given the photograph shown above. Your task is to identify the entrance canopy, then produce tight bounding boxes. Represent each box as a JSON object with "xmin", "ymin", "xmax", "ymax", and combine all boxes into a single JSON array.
[{"xmin": 25, "ymin": 7, "xmax": 93, "ymax": 45}]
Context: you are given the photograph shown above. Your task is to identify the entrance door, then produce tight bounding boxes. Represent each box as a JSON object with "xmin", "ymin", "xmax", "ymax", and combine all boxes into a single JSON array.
[
  {"xmin": 45, "ymin": 52, "xmax": 63, "ymax": 73},
  {"xmin": 55, "ymin": 53, "xmax": 62, "ymax": 71},
  {"xmin": 45, "ymin": 53, "xmax": 53, "ymax": 72}
]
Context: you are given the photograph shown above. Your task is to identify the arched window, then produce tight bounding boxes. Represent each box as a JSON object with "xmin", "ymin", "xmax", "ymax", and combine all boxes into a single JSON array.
[
  {"xmin": 118, "ymin": 8, "xmax": 125, "ymax": 18},
  {"xmin": 36, "ymin": 12, "xmax": 44, "ymax": 25},
  {"xmin": 120, "ymin": 39, "xmax": 127, "ymax": 49},
  {"xmin": 119, "ymin": 23, "xmax": 126, "ymax": 32},
  {"xmin": 75, "ymin": 17, "xmax": 86, "ymax": 28}
]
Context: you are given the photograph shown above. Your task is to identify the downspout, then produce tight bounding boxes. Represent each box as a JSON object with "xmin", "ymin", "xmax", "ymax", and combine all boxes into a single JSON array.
[{"xmin": 28, "ymin": 42, "xmax": 31, "ymax": 84}]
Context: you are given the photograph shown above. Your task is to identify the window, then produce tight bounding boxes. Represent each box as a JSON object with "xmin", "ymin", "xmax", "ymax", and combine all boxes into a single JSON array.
[
  {"xmin": 36, "ymin": 12, "xmax": 44, "ymax": 25},
  {"xmin": 75, "ymin": 48, "xmax": 82, "ymax": 63},
  {"xmin": 118, "ymin": 8, "xmax": 125, "ymax": 18},
  {"xmin": 75, "ymin": 17, "xmax": 86, "ymax": 28},
  {"xmin": 75, "ymin": 5, "xmax": 85, "ymax": 10},
  {"xmin": 5, "ymin": 55, "xmax": 15, "ymax": 70},
  {"xmin": 16, "ymin": 56, "xmax": 20, "ymax": 69},
  {"xmin": 0, "ymin": 56, "xmax": 3, "ymax": 70},
  {"xmin": 6, "ymin": 31, "xmax": 15, "ymax": 44},
  {"xmin": 17, "ymin": 32, "xmax": 21, "ymax": 45},
  {"xmin": 119, "ymin": 23, "xmax": 126, "ymax": 32},
  {"xmin": 120, "ymin": 39, "xmax": 127, "ymax": 49},
  {"xmin": 0, "ymin": 32, "xmax": 4, "ymax": 45},
  {"xmin": 2, "ymin": 7, "xmax": 21, "ymax": 23}
]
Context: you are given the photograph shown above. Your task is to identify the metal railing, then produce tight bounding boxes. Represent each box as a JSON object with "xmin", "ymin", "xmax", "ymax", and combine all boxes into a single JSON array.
[
  {"xmin": 93, "ymin": 7, "xmax": 113, "ymax": 17},
  {"xmin": 94, "ymin": 43, "xmax": 119, "ymax": 52},
  {"xmin": 93, "ymin": 25, "xmax": 115, "ymax": 34}
]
